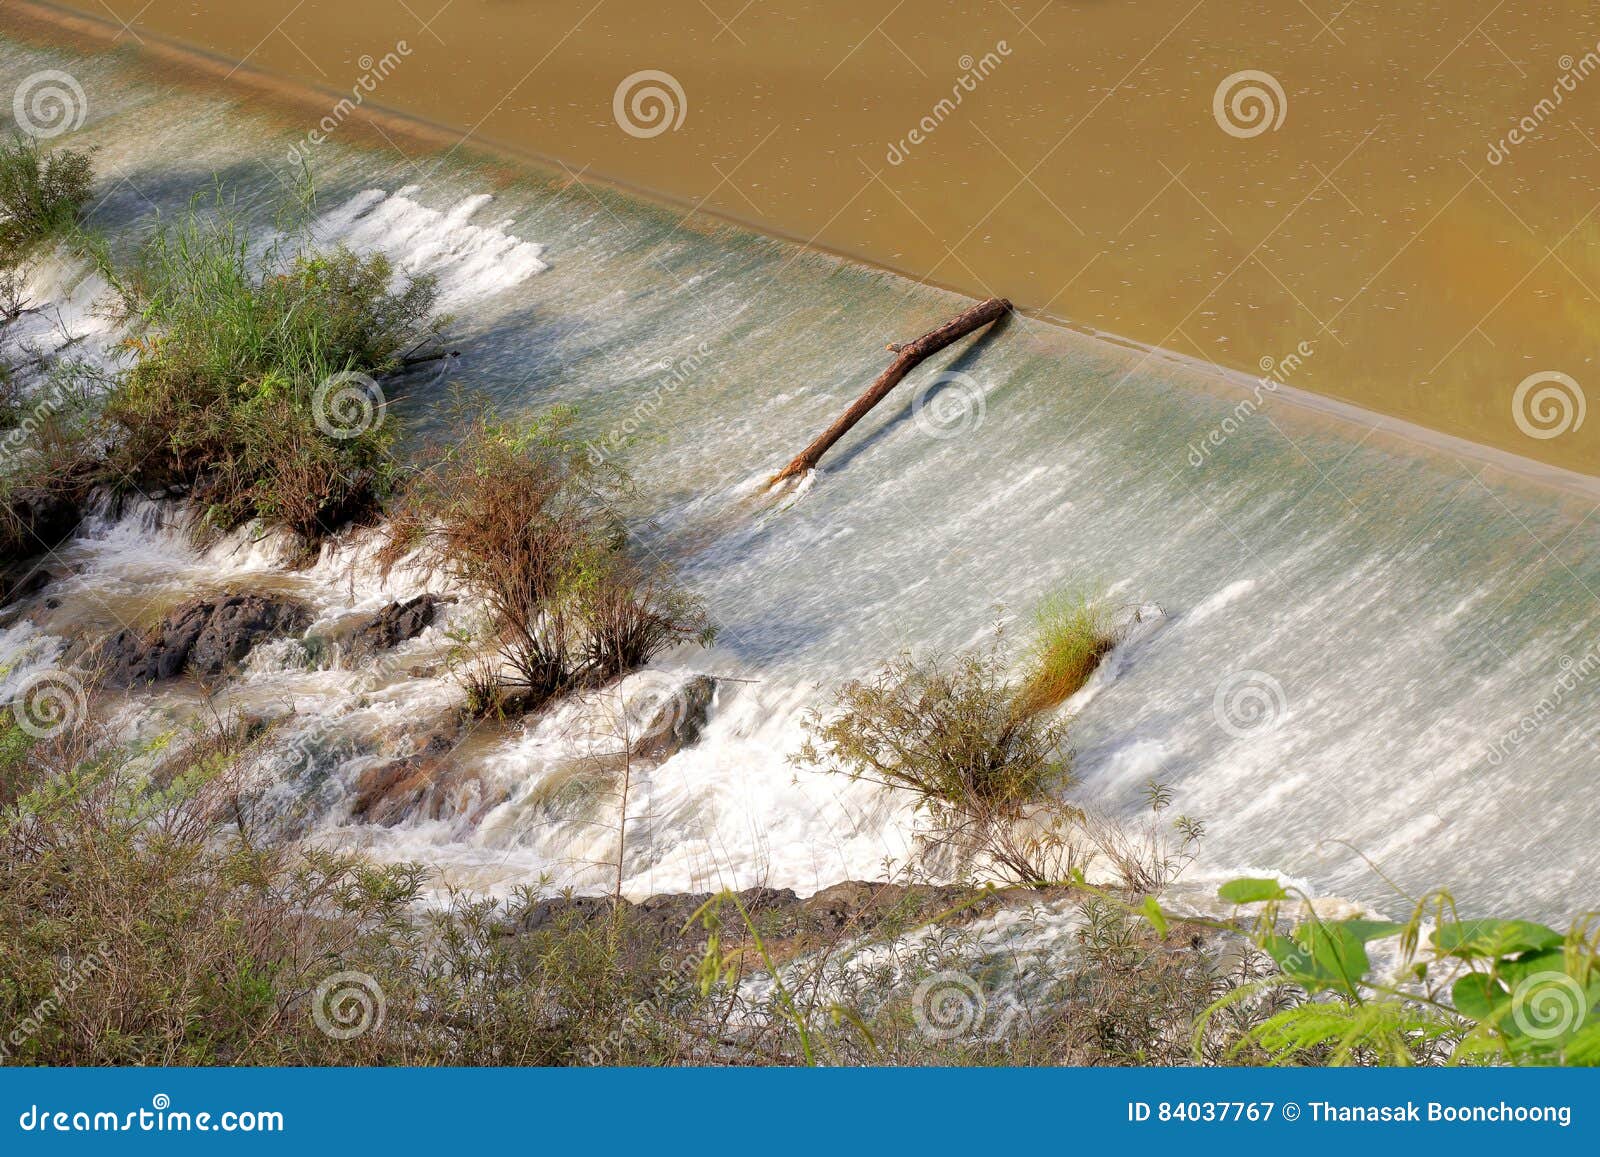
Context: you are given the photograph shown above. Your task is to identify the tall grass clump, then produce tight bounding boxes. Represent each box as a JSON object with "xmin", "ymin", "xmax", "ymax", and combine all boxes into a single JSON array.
[
  {"xmin": 0, "ymin": 135, "xmax": 93, "ymax": 267},
  {"xmin": 97, "ymin": 193, "xmax": 442, "ymax": 542},
  {"xmin": 1014, "ymin": 585, "xmax": 1117, "ymax": 715},
  {"xmin": 380, "ymin": 400, "xmax": 711, "ymax": 714}
]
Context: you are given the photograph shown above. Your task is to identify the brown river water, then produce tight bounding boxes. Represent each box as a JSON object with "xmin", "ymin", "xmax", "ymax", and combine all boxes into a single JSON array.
[{"xmin": 9, "ymin": 0, "xmax": 1600, "ymax": 475}]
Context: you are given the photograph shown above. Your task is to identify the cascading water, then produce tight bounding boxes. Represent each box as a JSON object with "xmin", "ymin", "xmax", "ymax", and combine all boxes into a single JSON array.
[{"xmin": 4, "ymin": 34, "xmax": 1598, "ymax": 921}]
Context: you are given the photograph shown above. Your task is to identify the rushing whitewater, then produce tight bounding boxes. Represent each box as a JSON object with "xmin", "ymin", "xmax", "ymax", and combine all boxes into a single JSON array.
[{"xmin": 3, "ymin": 36, "xmax": 1599, "ymax": 920}]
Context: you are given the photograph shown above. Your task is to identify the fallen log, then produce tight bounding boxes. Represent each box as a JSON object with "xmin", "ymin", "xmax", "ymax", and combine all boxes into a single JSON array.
[{"xmin": 769, "ymin": 296, "xmax": 1012, "ymax": 486}]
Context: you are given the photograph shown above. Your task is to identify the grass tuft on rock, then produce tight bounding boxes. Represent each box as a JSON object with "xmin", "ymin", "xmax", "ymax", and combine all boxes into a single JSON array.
[{"xmin": 1014, "ymin": 585, "xmax": 1117, "ymax": 716}]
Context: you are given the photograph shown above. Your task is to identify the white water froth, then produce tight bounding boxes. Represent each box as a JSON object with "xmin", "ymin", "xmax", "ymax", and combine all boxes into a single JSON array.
[{"xmin": 310, "ymin": 187, "xmax": 548, "ymax": 307}]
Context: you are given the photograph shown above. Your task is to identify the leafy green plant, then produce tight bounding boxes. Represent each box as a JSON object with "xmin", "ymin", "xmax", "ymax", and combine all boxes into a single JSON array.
[
  {"xmin": 1169, "ymin": 876, "xmax": 1600, "ymax": 1066},
  {"xmin": 96, "ymin": 191, "xmax": 442, "ymax": 542},
  {"xmin": 0, "ymin": 135, "xmax": 93, "ymax": 266}
]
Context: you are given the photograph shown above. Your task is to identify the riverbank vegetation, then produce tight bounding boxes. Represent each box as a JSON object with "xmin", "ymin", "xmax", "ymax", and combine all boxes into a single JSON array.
[
  {"xmin": 0, "ymin": 135, "xmax": 1594, "ymax": 1070},
  {"xmin": 0, "ymin": 135, "xmax": 92, "ymax": 268},
  {"xmin": 95, "ymin": 197, "xmax": 442, "ymax": 543},
  {"xmin": 4, "ymin": 702, "xmax": 1594, "ymax": 1066},
  {"xmin": 377, "ymin": 400, "xmax": 712, "ymax": 715}
]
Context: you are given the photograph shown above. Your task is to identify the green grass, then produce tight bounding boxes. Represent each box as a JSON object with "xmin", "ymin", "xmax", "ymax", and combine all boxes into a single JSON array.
[
  {"xmin": 96, "ymin": 193, "xmax": 443, "ymax": 542},
  {"xmin": 1014, "ymin": 586, "xmax": 1117, "ymax": 716}
]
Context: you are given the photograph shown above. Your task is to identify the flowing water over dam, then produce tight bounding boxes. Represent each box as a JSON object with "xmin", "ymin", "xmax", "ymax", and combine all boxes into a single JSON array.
[{"xmin": 3, "ymin": 33, "xmax": 1599, "ymax": 921}]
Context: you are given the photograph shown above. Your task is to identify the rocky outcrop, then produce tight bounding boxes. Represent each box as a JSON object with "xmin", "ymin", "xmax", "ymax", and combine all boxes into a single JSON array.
[
  {"xmin": 342, "ymin": 593, "xmax": 447, "ymax": 656},
  {"xmin": 100, "ymin": 591, "xmax": 312, "ymax": 686},
  {"xmin": 347, "ymin": 724, "xmax": 490, "ymax": 827},
  {"xmin": 0, "ymin": 486, "xmax": 82, "ymax": 565},
  {"xmin": 0, "ymin": 562, "xmax": 53, "ymax": 607},
  {"xmin": 630, "ymin": 674, "xmax": 716, "ymax": 761}
]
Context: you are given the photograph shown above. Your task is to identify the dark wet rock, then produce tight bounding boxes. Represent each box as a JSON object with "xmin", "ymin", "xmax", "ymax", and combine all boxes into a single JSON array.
[
  {"xmin": 0, "ymin": 486, "xmax": 81, "ymax": 564},
  {"xmin": 100, "ymin": 591, "xmax": 312, "ymax": 686},
  {"xmin": 0, "ymin": 562, "xmax": 53, "ymax": 606},
  {"xmin": 517, "ymin": 885, "xmax": 799, "ymax": 941},
  {"xmin": 630, "ymin": 674, "xmax": 717, "ymax": 761},
  {"xmin": 348, "ymin": 722, "xmax": 497, "ymax": 827},
  {"xmin": 345, "ymin": 593, "xmax": 447, "ymax": 656}
]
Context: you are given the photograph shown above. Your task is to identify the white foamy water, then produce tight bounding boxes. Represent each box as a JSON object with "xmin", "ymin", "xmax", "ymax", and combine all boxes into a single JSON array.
[
  {"xmin": 310, "ymin": 187, "xmax": 548, "ymax": 307},
  {"xmin": 4, "ymin": 35, "xmax": 1600, "ymax": 920}
]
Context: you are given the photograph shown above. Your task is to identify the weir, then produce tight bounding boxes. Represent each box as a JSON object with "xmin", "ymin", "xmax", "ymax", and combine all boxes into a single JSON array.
[{"xmin": 1, "ymin": 32, "xmax": 1598, "ymax": 922}]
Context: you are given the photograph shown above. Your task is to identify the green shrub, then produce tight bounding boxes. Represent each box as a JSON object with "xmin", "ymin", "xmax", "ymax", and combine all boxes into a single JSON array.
[
  {"xmin": 97, "ymin": 198, "xmax": 441, "ymax": 542},
  {"xmin": 0, "ymin": 136, "xmax": 93, "ymax": 266},
  {"xmin": 381, "ymin": 401, "xmax": 710, "ymax": 713},
  {"xmin": 797, "ymin": 637, "xmax": 1071, "ymax": 813}
]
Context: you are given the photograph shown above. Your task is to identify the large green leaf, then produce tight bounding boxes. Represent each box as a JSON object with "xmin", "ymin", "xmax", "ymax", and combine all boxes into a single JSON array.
[
  {"xmin": 1265, "ymin": 920, "xmax": 1402, "ymax": 997},
  {"xmin": 1434, "ymin": 919, "xmax": 1562, "ymax": 959},
  {"xmin": 1218, "ymin": 877, "xmax": 1289, "ymax": 904}
]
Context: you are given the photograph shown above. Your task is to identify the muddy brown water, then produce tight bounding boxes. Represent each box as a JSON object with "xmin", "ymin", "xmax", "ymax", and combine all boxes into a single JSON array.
[{"xmin": 11, "ymin": 0, "xmax": 1600, "ymax": 475}]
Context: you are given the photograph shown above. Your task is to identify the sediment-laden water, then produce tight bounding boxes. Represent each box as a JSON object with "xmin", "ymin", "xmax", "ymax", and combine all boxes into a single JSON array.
[{"xmin": 2, "ymin": 34, "xmax": 1598, "ymax": 921}]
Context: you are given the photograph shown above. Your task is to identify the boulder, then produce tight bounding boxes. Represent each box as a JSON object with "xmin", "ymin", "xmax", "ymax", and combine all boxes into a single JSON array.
[
  {"xmin": 0, "ymin": 486, "xmax": 81, "ymax": 564},
  {"xmin": 0, "ymin": 562, "xmax": 52, "ymax": 606},
  {"xmin": 348, "ymin": 724, "xmax": 494, "ymax": 827},
  {"xmin": 344, "ymin": 593, "xmax": 446, "ymax": 656},
  {"xmin": 630, "ymin": 674, "xmax": 717, "ymax": 761},
  {"xmin": 100, "ymin": 591, "xmax": 312, "ymax": 686}
]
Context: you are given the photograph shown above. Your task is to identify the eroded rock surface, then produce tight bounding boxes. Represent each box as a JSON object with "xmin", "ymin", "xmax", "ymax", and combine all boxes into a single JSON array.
[{"xmin": 101, "ymin": 591, "xmax": 312, "ymax": 686}]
